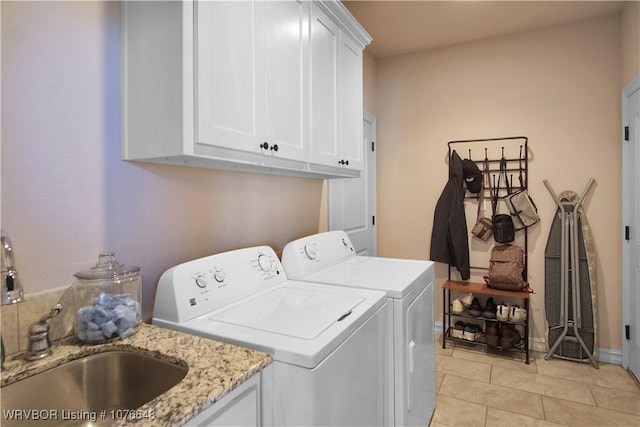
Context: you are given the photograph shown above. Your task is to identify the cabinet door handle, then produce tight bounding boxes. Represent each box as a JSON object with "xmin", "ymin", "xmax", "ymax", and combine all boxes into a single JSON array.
[
  {"xmin": 259, "ymin": 142, "xmax": 269, "ymax": 150},
  {"xmin": 270, "ymin": 144, "xmax": 279, "ymax": 152}
]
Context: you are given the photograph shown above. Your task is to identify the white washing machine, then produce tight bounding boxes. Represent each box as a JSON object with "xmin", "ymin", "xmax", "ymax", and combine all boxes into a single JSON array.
[
  {"xmin": 282, "ymin": 231, "xmax": 435, "ymax": 427},
  {"xmin": 153, "ymin": 246, "xmax": 388, "ymax": 427}
]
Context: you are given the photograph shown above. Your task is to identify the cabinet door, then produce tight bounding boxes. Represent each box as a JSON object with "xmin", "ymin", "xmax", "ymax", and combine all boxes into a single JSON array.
[
  {"xmin": 264, "ymin": 0, "xmax": 309, "ymax": 162},
  {"xmin": 194, "ymin": 0, "xmax": 266, "ymax": 154},
  {"xmin": 186, "ymin": 373, "xmax": 261, "ymax": 426},
  {"xmin": 339, "ymin": 33, "xmax": 364, "ymax": 171},
  {"xmin": 309, "ymin": 3, "xmax": 340, "ymax": 167}
]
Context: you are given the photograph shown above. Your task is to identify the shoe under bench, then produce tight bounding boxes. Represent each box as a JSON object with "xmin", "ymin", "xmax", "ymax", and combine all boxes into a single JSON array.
[{"xmin": 442, "ymin": 280, "xmax": 530, "ymax": 364}]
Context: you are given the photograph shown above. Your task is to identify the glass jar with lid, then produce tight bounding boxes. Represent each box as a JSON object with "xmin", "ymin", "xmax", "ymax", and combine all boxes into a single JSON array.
[{"xmin": 73, "ymin": 253, "xmax": 141, "ymax": 344}]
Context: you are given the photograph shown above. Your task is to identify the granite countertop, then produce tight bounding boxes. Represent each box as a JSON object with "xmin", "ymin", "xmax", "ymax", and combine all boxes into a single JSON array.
[{"xmin": 1, "ymin": 323, "xmax": 272, "ymax": 426}]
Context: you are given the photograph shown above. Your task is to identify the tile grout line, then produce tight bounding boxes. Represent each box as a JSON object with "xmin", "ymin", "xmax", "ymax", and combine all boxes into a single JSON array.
[
  {"xmin": 539, "ymin": 369, "xmax": 640, "ymax": 394},
  {"xmin": 485, "ymin": 364, "xmax": 493, "ymax": 427},
  {"xmin": 586, "ymin": 383, "xmax": 598, "ymax": 409},
  {"xmin": 584, "ymin": 383, "xmax": 640, "ymax": 418},
  {"xmin": 541, "ymin": 393, "xmax": 640, "ymax": 422},
  {"xmin": 540, "ymin": 391, "xmax": 548, "ymax": 423},
  {"xmin": 482, "ymin": 403, "xmax": 488, "ymax": 427},
  {"xmin": 493, "ymin": 361, "xmax": 638, "ymax": 398},
  {"xmin": 542, "ymin": 392, "xmax": 640, "ymax": 417}
]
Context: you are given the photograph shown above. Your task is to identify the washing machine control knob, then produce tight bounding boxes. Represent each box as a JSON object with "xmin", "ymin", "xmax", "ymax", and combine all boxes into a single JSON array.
[
  {"xmin": 304, "ymin": 244, "xmax": 317, "ymax": 260},
  {"xmin": 195, "ymin": 275, "xmax": 208, "ymax": 288},
  {"xmin": 257, "ymin": 254, "xmax": 273, "ymax": 272},
  {"xmin": 213, "ymin": 269, "xmax": 226, "ymax": 283}
]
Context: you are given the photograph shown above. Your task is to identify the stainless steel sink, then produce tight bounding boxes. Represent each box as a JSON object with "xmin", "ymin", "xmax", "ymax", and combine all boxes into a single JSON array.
[{"xmin": 1, "ymin": 350, "xmax": 188, "ymax": 427}]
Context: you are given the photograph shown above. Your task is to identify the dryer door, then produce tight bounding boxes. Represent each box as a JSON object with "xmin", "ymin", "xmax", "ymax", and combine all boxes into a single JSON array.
[{"xmin": 399, "ymin": 281, "xmax": 435, "ymax": 426}]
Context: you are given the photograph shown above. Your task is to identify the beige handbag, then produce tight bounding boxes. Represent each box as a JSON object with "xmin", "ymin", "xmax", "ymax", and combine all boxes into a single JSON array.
[
  {"xmin": 506, "ymin": 149, "xmax": 539, "ymax": 229},
  {"xmin": 507, "ymin": 190, "xmax": 540, "ymax": 228},
  {"xmin": 471, "ymin": 159, "xmax": 493, "ymax": 240}
]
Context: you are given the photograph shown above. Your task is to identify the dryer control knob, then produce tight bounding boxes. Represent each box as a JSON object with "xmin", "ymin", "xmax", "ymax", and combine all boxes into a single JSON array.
[{"xmin": 304, "ymin": 245, "xmax": 317, "ymax": 260}]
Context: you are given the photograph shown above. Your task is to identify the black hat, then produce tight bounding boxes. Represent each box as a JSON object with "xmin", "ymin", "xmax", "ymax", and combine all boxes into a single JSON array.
[{"xmin": 462, "ymin": 159, "xmax": 482, "ymax": 193}]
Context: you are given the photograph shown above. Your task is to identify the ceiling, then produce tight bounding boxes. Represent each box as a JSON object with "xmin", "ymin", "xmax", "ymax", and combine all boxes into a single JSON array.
[{"xmin": 343, "ymin": 1, "xmax": 627, "ymax": 59}]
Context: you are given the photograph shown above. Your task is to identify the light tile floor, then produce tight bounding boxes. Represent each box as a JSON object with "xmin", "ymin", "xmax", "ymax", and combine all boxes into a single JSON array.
[{"xmin": 431, "ymin": 335, "xmax": 640, "ymax": 427}]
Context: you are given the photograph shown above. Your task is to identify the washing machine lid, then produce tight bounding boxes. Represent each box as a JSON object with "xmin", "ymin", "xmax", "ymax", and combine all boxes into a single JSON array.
[
  {"xmin": 301, "ymin": 256, "xmax": 433, "ymax": 299},
  {"xmin": 209, "ymin": 285, "xmax": 363, "ymax": 339},
  {"xmin": 155, "ymin": 281, "xmax": 386, "ymax": 369}
]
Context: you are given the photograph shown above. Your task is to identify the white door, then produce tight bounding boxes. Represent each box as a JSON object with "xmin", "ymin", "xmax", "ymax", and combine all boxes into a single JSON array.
[
  {"xmin": 328, "ymin": 111, "xmax": 376, "ymax": 255},
  {"xmin": 264, "ymin": 0, "xmax": 309, "ymax": 162},
  {"xmin": 623, "ymin": 76, "xmax": 640, "ymax": 380},
  {"xmin": 195, "ymin": 0, "xmax": 266, "ymax": 154}
]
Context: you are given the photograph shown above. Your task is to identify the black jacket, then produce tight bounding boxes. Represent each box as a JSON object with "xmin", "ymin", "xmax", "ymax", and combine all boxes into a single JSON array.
[{"xmin": 430, "ymin": 150, "xmax": 471, "ymax": 280}]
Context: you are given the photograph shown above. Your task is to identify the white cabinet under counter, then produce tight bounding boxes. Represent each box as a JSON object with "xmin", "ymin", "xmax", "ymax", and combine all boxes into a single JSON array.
[
  {"xmin": 184, "ymin": 370, "xmax": 263, "ymax": 427},
  {"xmin": 122, "ymin": 0, "xmax": 371, "ymax": 179}
]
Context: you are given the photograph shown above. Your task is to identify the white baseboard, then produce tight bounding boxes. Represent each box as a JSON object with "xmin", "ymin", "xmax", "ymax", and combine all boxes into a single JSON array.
[
  {"xmin": 597, "ymin": 347, "xmax": 623, "ymax": 365},
  {"xmin": 434, "ymin": 322, "xmax": 622, "ymax": 365},
  {"xmin": 435, "ymin": 322, "xmax": 443, "ymax": 335}
]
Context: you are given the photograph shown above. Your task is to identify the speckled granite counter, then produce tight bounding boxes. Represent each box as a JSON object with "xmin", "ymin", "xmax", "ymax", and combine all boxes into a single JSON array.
[{"xmin": 1, "ymin": 323, "xmax": 272, "ymax": 426}]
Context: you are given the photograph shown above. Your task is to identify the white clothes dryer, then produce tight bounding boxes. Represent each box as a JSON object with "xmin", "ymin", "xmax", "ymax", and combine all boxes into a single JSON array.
[
  {"xmin": 282, "ymin": 231, "xmax": 435, "ymax": 427},
  {"xmin": 153, "ymin": 246, "xmax": 388, "ymax": 426}
]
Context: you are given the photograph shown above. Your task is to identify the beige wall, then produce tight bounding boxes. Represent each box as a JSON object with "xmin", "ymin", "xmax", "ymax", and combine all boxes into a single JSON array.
[
  {"xmin": 363, "ymin": 51, "xmax": 378, "ymax": 115},
  {"xmin": 622, "ymin": 1, "xmax": 640, "ymax": 86},
  {"xmin": 374, "ymin": 16, "xmax": 623, "ymax": 350},
  {"xmin": 1, "ymin": 1, "xmax": 323, "ymax": 322}
]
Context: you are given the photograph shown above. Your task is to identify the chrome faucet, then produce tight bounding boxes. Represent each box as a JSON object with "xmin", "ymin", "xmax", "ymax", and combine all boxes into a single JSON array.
[
  {"xmin": 1, "ymin": 229, "xmax": 25, "ymax": 370},
  {"xmin": 26, "ymin": 304, "xmax": 63, "ymax": 361},
  {"xmin": 1, "ymin": 229, "xmax": 25, "ymax": 305}
]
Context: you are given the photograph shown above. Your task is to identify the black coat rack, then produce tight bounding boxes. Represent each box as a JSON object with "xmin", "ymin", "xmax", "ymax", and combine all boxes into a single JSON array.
[{"xmin": 446, "ymin": 136, "xmax": 530, "ymax": 278}]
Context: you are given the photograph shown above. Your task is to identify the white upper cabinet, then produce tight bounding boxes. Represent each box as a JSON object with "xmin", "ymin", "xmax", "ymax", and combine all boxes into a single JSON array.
[
  {"xmin": 309, "ymin": 3, "xmax": 364, "ymax": 172},
  {"xmin": 339, "ymin": 33, "xmax": 364, "ymax": 171},
  {"xmin": 123, "ymin": 0, "xmax": 370, "ymax": 178},
  {"xmin": 195, "ymin": 1, "xmax": 267, "ymax": 155},
  {"xmin": 310, "ymin": 4, "xmax": 340, "ymax": 168},
  {"xmin": 264, "ymin": 0, "xmax": 310, "ymax": 162},
  {"xmin": 196, "ymin": 0, "xmax": 308, "ymax": 162}
]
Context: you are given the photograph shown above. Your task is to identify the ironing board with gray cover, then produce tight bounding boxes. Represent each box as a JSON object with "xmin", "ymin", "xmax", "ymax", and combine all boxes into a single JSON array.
[{"xmin": 544, "ymin": 180, "xmax": 598, "ymax": 367}]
